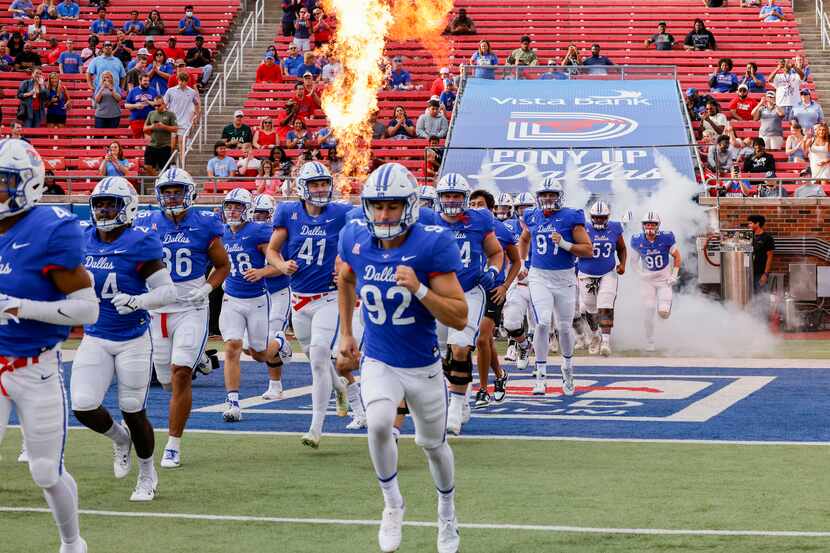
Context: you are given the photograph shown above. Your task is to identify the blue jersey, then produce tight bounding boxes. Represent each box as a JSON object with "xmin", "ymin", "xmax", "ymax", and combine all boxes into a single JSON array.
[
  {"xmin": 630, "ymin": 231, "xmax": 676, "ymax": 272},
  {"xmin": 502, "ymin": 217, "xmax": 521, "ymax": 241},
  {"xmin": 83, "ymin": 225, "xmax": 163, "ymax": 341},
  {"xmin": 577, "ymin": 221, "xmax": 624, "ymax": 277},
  {"xmin": 256, "ymin": 222, "xmax": 289, "ymax": 294},
  {"xmin": 345, "ymin": 204, "xmax": 441, "ymax": 226},
  {"xmin": 140, "ymin": 209, "xmax": 224, "ymax": 283},
  {"xmin": 436, "ymin": 208, "xmax": 495, "ymax": 291},
  {"xmin": 273, "ymin": 201, "xmax": 352, "ymax": 294},
  {"xmin": 493, "ymin": 217, "xmax": 517, "ymax": 284},
  {"xmin": 222, "ymin": 222, "xmax": 274, "ymax": 299},
  {"xmin": 338, "ymin": 220, "xmax": 462, "ymax": 368},
  {"xmin": 523, "ymin": 207, "xmax": 585, "ymax": 271},
  {"xmin": 0, "ymin": 206, "xmax": 84, "ymax": 357}
]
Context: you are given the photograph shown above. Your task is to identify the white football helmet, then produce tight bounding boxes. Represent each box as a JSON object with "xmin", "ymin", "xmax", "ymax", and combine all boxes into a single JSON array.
[
  {"xmin": 361, "ymin": 162, "xmax": 419, "ymax": 239},
  {"xmin": 89, "ymin": 177, "xmax": 138, "ymax": 230},
  {"xmin": 494, "ymin": 192, "xmax": 514, "ymax": 221},
  {"xmin": 435, "ymin": 172, "xmax": 470, "ymax": 216},
  {"xmin": 252, "ymin": 193, "xmax": 276, "ymax": 223},
  {"xmin": 417, "ymin": 184, "xmax": 437, "ymax": 209},
  {"xmin": 155, "ymin": 167, "xmax": 196, "ymax": 215},
  {"xmin": 223, "ymin": 188, "xmax": 253, "ymax": 226},
  {"xmin": 642, "ymin": 210, "xmax": 661, "ymax": 237},
  {"xmin": 0, "ymin": 138, "xmax": 46, "ymax": 220},
  {"xmin": 535, "ymin": 176, "xmax": 563, "ymax": 210},
  {"xmin": 297, "ymin": 161, "xmax": 333, "ymax": 206},
  {"xmin": 588, "ymin": 200, "xmax": 611, "ymax": 229}
]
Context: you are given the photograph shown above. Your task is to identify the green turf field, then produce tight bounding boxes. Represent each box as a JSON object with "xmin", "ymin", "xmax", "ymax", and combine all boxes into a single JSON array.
[{"xmin": 2, "ymin": 429, "xmax": 829, "ymax": 552}]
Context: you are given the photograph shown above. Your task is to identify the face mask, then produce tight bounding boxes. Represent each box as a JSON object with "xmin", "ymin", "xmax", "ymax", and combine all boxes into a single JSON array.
[{"xmin": 186, "ymin": 11, "xmax": 193, "ymax": 17}]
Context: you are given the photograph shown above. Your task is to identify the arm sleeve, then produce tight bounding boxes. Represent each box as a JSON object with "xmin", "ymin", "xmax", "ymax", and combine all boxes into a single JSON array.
[{"xmin": 18, "ymin": 285, "xmax": 99, "ymax": 326}]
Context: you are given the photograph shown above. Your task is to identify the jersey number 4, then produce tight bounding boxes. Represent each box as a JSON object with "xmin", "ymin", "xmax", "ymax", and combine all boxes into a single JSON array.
[
  {"xmin": 162, "ymin": 247, "xmax": 193, "ymax": 277},
  {"xmin": 361, "ymin": 285, "xmax": 415, "ymax": 326},
  {"xmin": 101, "ymin": 272, "xmax": 119, "ymax": 298}
]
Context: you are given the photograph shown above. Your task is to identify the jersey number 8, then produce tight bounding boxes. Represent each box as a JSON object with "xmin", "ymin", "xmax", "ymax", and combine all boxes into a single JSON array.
[{"xmin": 360, "ymin": 284, "xmax": 415, "ymax": 326}]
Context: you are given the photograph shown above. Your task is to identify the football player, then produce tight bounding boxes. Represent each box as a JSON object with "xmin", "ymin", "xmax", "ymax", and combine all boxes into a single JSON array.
[
  {"xmin": 502, "ymin": 192, "xmax": 535, "ymax": 367},
  {"xmin": 0, "ymin": 139, "xmax": 98, "ymax": 553},
  {"xmin": 143, "ymin": 168, "xmax": 230, "ymax": 469},
  {"xmin": 518, "ymin": 177, "xmax": 592, "ymax": 396},
  {"xmin": 629, "ymin": 211, "xmax": 681, "ymax": 352},
  {"xmin": 417, "ymin": 184, "xmax": 437, "ymax": 210},
  {"xmin": 337, "ymin": 162, "xmax": 466, "ymax": 553}
]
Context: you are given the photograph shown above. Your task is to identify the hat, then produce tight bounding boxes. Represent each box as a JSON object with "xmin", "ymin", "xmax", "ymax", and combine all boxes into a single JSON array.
[
  {"xmin": 439, "ymin": 67, "xmax": 449, "ymax": 74},
  {"xmin": 686, "ymin": 87, "xmax": 697, "ymax": 97},
  {"xmin": 801, "ymin": 88, "xmax": 811, "ymax": 95},
  {"xmin": 392, "ymin": 56, "xmax": 403, "ymax": 62},
  {"xmin": 103, "ymin": 40, "xmax": 113, "ymax": 46},
  {"xmin": 234, "ymin": 110, "xmax": 244, "ymax": 117},
  {"xmin": 737, "ymin": 83, "xmax": 748, "ymax": 91},
  {"xmin": 765, "ymin": 90, "xmax": 776, "ymax": 98},
  {"xmin": 303, "ymin": 70, "xmax": 313, "ymax": 77},
  {"xmin": 264, "ymin": 53, "xmax": 275, "ymax": 60},
  {"xmin": 427, "ymin": 98, "xmax": 440, "ymax": 107},
  {"xmin": 137, "ymin": 47, "xmax": 149, "ymax": 56},
  {"xmin": 168, "ymin": 36, "xmax": 177, "ymax": 42}
]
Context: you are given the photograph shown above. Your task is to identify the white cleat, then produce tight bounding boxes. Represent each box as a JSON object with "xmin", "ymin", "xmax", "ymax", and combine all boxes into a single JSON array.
[
  {"xmin": 301, "ymin": 431, "xmax": 320, "ymax": 449},
  {"xmin": 130, "ymin": 469, "xmax": 158, "ymax": 502},
  {"xmin": 113, "ymin": 422, "xmax": 132, "ymax": 479},
  {"xmin": 222, "ymin": 401, "xmax": 242, "ymax": 422},
  {"xmin": 461, "ymin": 402, "xmax": 471, "ymax": 425},
  {"xmin": 17, "ymin": 444, "xmax": 28, "ymax": 463},
  {"xmin": 504, "ymin": 343, "xmax": 517, "ymax": 362},
  {"xmin": 645, "ymin": 339, "xmax": 656, "ymax": 353},
  {"xmin": 560, "ymin": 363, "xmax": 575, "ymax": 396},
  {"xmin": 262, "ymin": 387, "xmax": 284, "ymax": 401},
  {"xmin": 437, "ymin": 516, "xmax": 461, "ymax": 553},
  {"xmin": 532, "ymin": 376, "xmax": 546, "ymax": 396},
  {"xmin": 515, "ymin": 344, "xmax": 530, "ymax": 370},
  {"xmin": 59, "ymin": 537, "xmax": 87, "ymax": 553},
  {"xmin": 378, "ymin": 504, "xmax": 405, "ymax": 552},
  {"xmin": 160, "ymin": 448, "xmax": 181, "ymax": 469},
  {"xmin": 600, "ymin": 341, "xmax": 612, "ymax": 357},
  {"xmin": 446, "ymin": 408, "xmax": 462, "ymax": 436},
  {"xmin": 588, "ymin": 334, "xmax": 601, "ymax": 355},
  {"xmin": 346, "ymin": 415, "xmax": 367, "ymax": 430},
  {"xmin": 335, "ymin": 376, "xmax": 350, "ymax": 417}
]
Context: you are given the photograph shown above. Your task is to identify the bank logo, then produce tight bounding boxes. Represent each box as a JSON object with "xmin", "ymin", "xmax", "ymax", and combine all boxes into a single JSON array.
[{"xmin": 507, "ymin": 112, "xmax": 639, "ymax": 142}]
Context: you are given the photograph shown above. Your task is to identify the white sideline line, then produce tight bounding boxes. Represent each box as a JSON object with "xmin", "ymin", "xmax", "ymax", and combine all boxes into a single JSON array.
[{"xmin": 2, "ymin": 507, "xmax": 829, "ymax": 538}]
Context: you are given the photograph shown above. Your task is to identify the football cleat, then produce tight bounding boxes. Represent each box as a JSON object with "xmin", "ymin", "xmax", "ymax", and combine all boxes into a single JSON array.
[
  {"xmin": 645, "ymin": 339, "xmax": 656, "ymax": 353},
  {"xmin": 560, "ymin": 363, "xmax": 575, "ymax": 396},
  {"xmin": 335, "ymin": 376, "xmax": 349, "ymax": 417},
  {"xmin": 160, "ymin": 448, "xmax": 181, "ymax": 469},
  {"xmin": 346, "ymin": 415, "xmax": 367, "ymax": 430},
  {"xmin": 504, "ymin": 342, "xmax": 517, "ymax": 362},
  {"xmin": 59, "ymin": 537, "xmax": 88, "ymax": 553},
  {"xmin": 473, "ymin": 388, "xmax": 490, "ymax": 409},
  {"xmin": 446, "ymin": 408, "xmax": 462, "ymax": 436},
  {"xmin": 112, "ymin": 422, "xmax": 132, "ymax": 479},
  {"xmin": 493, "ymin": 371, "xmax": 509, "ymax": 403},
  {"xmin": 515, "ymin": 343, "xmax": 530, "ymax": 370},
  {"xmin": 17, "ymin": 443, "xmax": 28, "ymax": 463},
  {"xmin": 437, "ymin": 516, "xmax": 461, "ymax": 553},
  {"xmin": 600, "ymin": 338, "xmax": 612, "ymax": 357},
  {"xmin": 222, "ymin": 401, "xmax": 242, "ymax": 422},
  {"xmin": 130, "ymin": 469, "xmax": 158, "ymax": 502},
  {"xmin": 378, "ymin": 504, "xmax": 405, "ymax": 552},
  {"xmin": 301, "ymin": 431, "xmax": 321, "ymax": 449},
  {"xmin": 275, "ymin": 332, "xmax": 293, "ymax": 362},
  {"xmin": 588, "ymin": 333, "xmax": 601, "ymax": 355},
  {"xmin": 192, "ymin": 349, "xmax": 219, "ymax": 380},
  {"xmin": 392, "ymin": 427, "xmax": 401, "ymax": 443},
  {"xmin": 262, "ymin": 382, "xmax": 284, "ymax": 400}
]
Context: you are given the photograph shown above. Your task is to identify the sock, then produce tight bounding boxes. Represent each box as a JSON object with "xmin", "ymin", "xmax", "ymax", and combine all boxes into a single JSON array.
[
  {"xmin": 533, "ymin": 324, "xmax": 550, "ymax": 364},
  {"xmin": 43, "ymin": 471, "xmax": 80, "ymax": 545},
  {"xmin": 347, "ymin": 382, "xmax": 365, "ymax": 418},
  {"xmin": 366, "ymin": 401, "xmax": 402, "ymax": 508},
  {"xmin": 104, "ymin": 421, "xmax": 129, "ymax": 446},
  {"xmin": 558, "ymin": 325, "xmax": 575, "ymax": 358},
  {"xmin": 535, "ymin": 361, "xmax": 547, "ymax": 378},
  {"xmin": 379, "ymin": 474, "xmax": 404, "ymax": 509},
  {"xmin": 268, "ymin": 379, "xmax": 283, "ymax": 392},
  {"xmin": 563, "ymin": 355, "xmax": 573, "ymax": 370},
  {"xmin": 601, "ymin": 333, "xmax": 610, "ymax": 345},
  {"xmin": 423, "ymin": 442, "xmax": 455, "ymax": 504},
  {"xmin": 165, "ymin": 436, "xmax": 181, "ymax": 451},
  {"xmin": 138, "ymin": 456, "xmax": 154, "ymax": 477},
  {"xmin": 227, "ymin": 391, "xmax": 239, "ymax": 404},
  {"xmin": 438, "ymin": 487, "xmax": 455, "ymax": 520}
]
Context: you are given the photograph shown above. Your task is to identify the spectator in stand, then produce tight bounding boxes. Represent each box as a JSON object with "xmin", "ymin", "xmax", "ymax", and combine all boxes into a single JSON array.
[
  {"xmin": 0, "ymin": 42, "xmax": 15, "ymax": 72},
  {"xmin": 90, "ymin": 8, "xmax": 114, "ymax": 35},
  {"xmin": 256, "ymin": 52, "xmax": 283, "ymax": 83},
  {"xmin": 55, "ymin": 0, "xmax": 78, "ymax": 19},
  {"xmin": 35, "ymin": 0, "xmax": 57, "ymax": 19},
  {"xmin": 276, "ymin": 99, "xmax": 298, "ymax": 140},
  {"xmin": 430, "ymin": 67, "xmax": 450, "ymax": 97},
  {"xmin": 285, "ymin": 118, "xmax": 311, "ymax": 149},
  {"xmin": 768, "ymin": 58, "xmax": 802, "ymax": 119},
  {"xmin": 743, "ymin": 136, "xmax": 776, "ymax": 174},
  {"xmin": 416, "ymin": 99, "xmax": 449, "ymax": 139},
  {"xmin": 424, "ymin": 135, "xmax": 443, "ymax": 179},
  {"xmin": 470, "ymin": 40, "xmax": 498, "ymax": 79},
  {"xmin": 804, "ymin": 122, "xmax": 830, "ymax": 186},
  {"xmin": 706, "ymin": 0, "xmax": 726, "ymax": 6},
  {"xmin": 143, "ymin": 96, "xmax": 177, "ymax": 175},
  {"xmin": 255, "ymin": 159, "xmax": 281, "ymax": 195},
  {"xmin": 440, "ymin": 79, "xmax": 457, "ymax": 113},
  {"xmin": 163, "ymin": 37, "xmax": 185, "ymax": 63},
  {"xmin": 179, "ymin": 6, "xmax": 202, "ymax": 36},
  {"xmin": 94, "ymin": 71, "xmax": 122, "ymax": 129},
  {"xmin": 644, "ymin": 21, "xmax": 675, "ymax": 50},
  {"xmin": 739, "ymin": 62, "xmax": 765, "ymax": 93},
  {"xmin": 87, "ymin": 41, "xmax": 126, "ymax": 91},
  {"xmin": 45, "ymin": 38, "xmax": 64, "ymax": 65},
  {"xmin": 207, "ymin": 141, "xmax": 237, "ymax": 177},
  {"xmin": 314, "ymin": 126, "xmax": 336, "ymax": 149},
  {"xmin": 222, "ymin": 110, "xmax": 253, "ymax": 146},
  {"xmin": 253, "ymin": 117, "xmax": 277, "ymax": 148},
  {"xmin": 321, "ymin": 56, "xmax": 341, "ymax": 82},
  {"xmin": 282, "ymin": 43, "xmax": 303, "ymax": 77},
  {"xmin": 8, "ymin": 121, "xmax": 28, "ymax": 141},
  {"xmin": 562, "ymin": 44, "xmax": 582, "ymax": 74},
  {"xmin": 281, "ymin": 0, "xmax": 301, "ymax": 37},
  {"xmin": 293, "ymin": 6, "xmax": 312, "ymax": 52},
  {"xmin": 185, "ymin": 35, "xmax": 213, "ymax": 90},
  {"xmin": 311, "ymin": 7, "xmax": 332, "ymax": 48},
  {"xmin": 791, "ymin": 89, "xmax": 824, "ymax": 132},
  {"xmin": 752, "ymin": 91, "xmax": 786, "ymax": 149},
  {"xmin": 7, "ymin": 32, "xmax": 24, "ymax": 58},
  {"xmin": 444, "ymin": 8, "xmax": 476, "ymax": 35},
  {"xmin": 44, "ymin": 71, "xmax": 70, "ymax": 127},
  {"xmin": 507, "ymin": 35, "xmax": 538, "ymax": 66},
  {"xmin": 9, "ymin": 0, "xmax": 34, "ymax": 19},
  {"xmin": 785, "ymin": 120, "xmax": 806, "ymax": 162},
  {"xmin": 269, "ymin": 145, "xmax": 292, "ymax": 177},
  {"xmin": 388, "ymin": 56, "xmax": 413, "ymax": 90},
  {"xmin": 686, "ymin": 88, "xmax": 715, "ymax": 119},
  {"xmin": 125, "ymin": 73, "xmax": 157, "ymax": 138},
  {"xmin": 113, "ymin": 31, "xmax": 135, "ymax": 67},
  {"xmin": 709, "ymin": 58, "xmax": 738, "ymax": 93},
  {"xmin": 683, "ymin": 19, "xmax": 717, "ymax": 51},
  {"xmin": 145, "ymin": 9, "xmax": 165, "ymax": 36},
  {"xmin": 125, "ymin": 49, "xmax": 150, "ymax": 89},
  {"xmin": 369, "ymin": 111, "xmax": 387, "ymax": 139},
  {"xmin": 98, "ymin": 141, "xmax": 130, "ymax": 176},
  {"xmin": 727, "ymin": 83, "xmax": 758, "ymax": 120},
  {"xmin": 27, "ymin": 16, "xmax": 46, "ymax": 41},
  {"xmin": 759, "ymin": 0, "xmax": 784, "ymax": 22},
  {"xmin": 293, "ymin": 80, "xmax": 320, "ymax": 118},
  {"xmin": 583, "ymin": 44, "xmax": 614, "ymax": 75},
  {"xmin": 792, "ymin": 55, "xmax": 810, "ymax": 81},
  {"xmin": 540, "ymin": 58, "xmax": 568, "ymax": 80},
  {"xmin": 123, "ymin": 10, "xmax": 144, "ymax": 35},
  {"xmin": 164, "ymin": 72, "xmax": 200, "ymax": 163},
  {"xmin": 700, "ymin": 100, "xmax": 728, "ymax": 141},
  {"xmin": 166, "ymin": 59, "xmax": 186, "ymax": 89},
  {"xmin": 148, "ymin": 49, "xmax": 173, "ymax": 95},
  {"xmin": 14, "ymin": 42, "xmax": 42, "ymax": 72},
  {"xmin": 80, "ymin": 35, "xmax": 100, "ymax": 69},
  {"xmin": 237, "ymin": 142, "xmax": 261, "ymax": 177},
  {"xmin": 295, "ymin": 51, "xmax": 321, "ymax": 80},
  {"xmin": 387, "ymin": 105, "xmax": 416, "ymax": 139},
  {"xmin": 17, "ymin": 67, "xmax": 47, "ymax": 128},
  {"xmin": 707, "ymin": 134, "xmax": 740, "ymax": 174}
]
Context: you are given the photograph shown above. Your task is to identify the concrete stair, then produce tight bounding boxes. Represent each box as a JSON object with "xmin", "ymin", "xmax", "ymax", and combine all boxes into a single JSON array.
[
  {"xmin": 185, "ymin": 0, "xmax": 282, "ymax": 176},
  {"xmin": 793, "ymin": 2, "xmax": 830, "ymax": 100}
]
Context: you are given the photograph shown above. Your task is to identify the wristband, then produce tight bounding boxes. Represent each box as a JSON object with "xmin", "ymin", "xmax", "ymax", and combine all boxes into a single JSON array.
[
  {"xmin": 414, "ymin": 283, "xmax": 429, "ymax": 300},
  {"xmin": 558, "ymin": 239, "xmax": 573, "ymax": 252}
]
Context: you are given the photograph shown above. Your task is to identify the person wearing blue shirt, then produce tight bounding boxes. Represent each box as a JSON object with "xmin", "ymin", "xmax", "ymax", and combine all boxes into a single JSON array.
[
  {"xmin": 740, "ymin": 62, "xmax": 766, "ymax": 93},
  {"xmin": 629, "ymin": 211, "xmax": 682, "ymax": 352},
  {"xmin": 388, "ymin": 56, "xmax": 413, "ymax": 90},
  {"xmin": 55, "ymin": 0, "xmax": 78, "ymax": 19},
  {"xmin": 709, "ymin": 58, "xmax": 739, "ymax": 93},
  {"xmin": 9, "ymin": 0, "xmax": 33, "ymax": 19},
  {"xmin": 517, "ymin": 177, "xmax": 592, "ymax": 396},
  {"xmin": 582, "ymin": 44, "xmax": 614, "ymax": 75},
  {"xmin": 791, "ymin": 89, "xmax": 825, "ymax": 131},
  {"xmin": 0, "ymin": 139, "xmax": 99, "ymax": 553},
  {"xmin": 87, "ymin": 42, "xmax": 126, "ymax": 90},
  {"xmin": 72, "ymin": 177, "xmax": 176, "ymax": 502},
  {"xmin": 89, "ymin": 8, "xmax": 114, "ymax": 34},
  {"xmin": 295, "ymin": 52, "xmax": 321, "ymax": 79},
  {"xmin": 336, "ymin": 162, "xmax": 466, "ymax": 553},
  {"xmin": 123, "ymin": 10, "xmax": 145, "ymax": 34},
  {"xmin": 58, "ymin": 39, "xmax": 81, "ymax": 74},
  {"xmin": 178, "ymin": 6, "xmax": 202, "ymax": 36},
  {"xmin": 282, "ymin": 43, "xmax": 304, "ymax": 76},
  {"xmin": 540, "ymin": 59, "xmax": 569, "ymax": 80},
  {"xmin": 206, "ymin": 141, "xmax": 238, "ymax": 178},
  {"xmin": 470, "ymin": 40, "xmax": 498, "ymax": 79},
  {"xmin": 439, "ymin": 82, "xmax": 456, "ymax": 112},
  {"xmin": 759, "ymin": 0, "xmax": 784, "ymax": 22}
]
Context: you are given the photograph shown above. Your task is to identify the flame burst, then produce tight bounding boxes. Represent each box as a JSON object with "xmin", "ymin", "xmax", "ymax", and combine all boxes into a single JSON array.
[{"xmin": 321, "ymin": 0, "xmax": 453, "ymax": 194}]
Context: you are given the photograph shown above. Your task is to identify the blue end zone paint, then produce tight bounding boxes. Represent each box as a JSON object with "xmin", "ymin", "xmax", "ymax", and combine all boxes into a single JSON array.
[{"xmin": 17, "ymin": 362, "xmax": 829, "ymax": 443}]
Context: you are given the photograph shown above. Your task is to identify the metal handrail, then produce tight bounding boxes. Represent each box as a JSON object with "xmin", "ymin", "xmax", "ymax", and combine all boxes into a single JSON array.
[{"xmin": 817, "ymin": 0, "xmax": 830, "ymax": 48}]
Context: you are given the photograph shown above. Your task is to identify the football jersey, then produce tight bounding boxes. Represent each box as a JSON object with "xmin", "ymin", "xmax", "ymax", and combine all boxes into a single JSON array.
[
  {"xmin": 523, "ymin": 207, "xmax": 585, "ymax": 271},
  {"xmin": 256, "ymin": 221, "xmax": 289, "ymax": 294},
  {"xmin": 139, "ymin": 208, "xmax": 224, "ymax": 312},
  {"xmin": 493, "ymin": 217, "xmax": 517, "ymax": 284},
  {"xmin": 223, "ymin": 221, "xmax": 274, "ymax": 299},
  {"xmin": 577, "ymin": 221, "xmax": 624, "ymax": 277},
  {"xmin": 0, "ymin": 206, "xmax": 84, "ymax": 357},
  {"xmin": 273, "ymin": 201, "xmax": 351, "ymax": 294},
  {"xmin": 502, "ymin": 217, "xmax": 521, "ymax": 241},
  {"xmin": 436, "ymin": 208, "xmax": 495, "ymax": 291},
  {"xmin": 630, "ymin": 230, "xmax": 676, "ymax": 272},
  {"xmin": 338, "ymin": 220, "xmax": 462, "ymax": 368},
  {"xmin": 83, "ymin": 225, "xmax": 163, "ymax": 341},
  {"xmin": 345, "ymin": 204, "xmax": 441, "ymax": 225}
]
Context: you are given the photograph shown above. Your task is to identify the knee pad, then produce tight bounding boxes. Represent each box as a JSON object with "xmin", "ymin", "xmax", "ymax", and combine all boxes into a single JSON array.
[
  {"xmin": 443, "ymin": 355, "xmax": 473, "ymax": 386},
  {"xmin": 71, "ymin": 393, "xmax": 99, "ymax": 413},
  {"xmin": 598, "ymin": 308, "xmax": 614, "ymax": 328},
  {"xmin": 119, "ymin": 393, "xmax": 144, "ymax": 414},
  {"xmin": 397, "ymin": 403, "xmax": 410, "ymax": 416},
  {"xmin": 506, "ymin": 326, "xmax": 525, "ymax": 339},
  {"xmin": 29, "ymin": 458, "xmax": 60, "ymax": 488}
]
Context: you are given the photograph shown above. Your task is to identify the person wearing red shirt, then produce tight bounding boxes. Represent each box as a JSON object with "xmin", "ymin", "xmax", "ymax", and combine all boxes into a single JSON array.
[
  {"xmin": 46, "ymin": 38, "xmax": 66, "ymax": 65},
  {"xmin": 430, "ymin": 67, "xmax": 450, "ymax": 97},
  {"xmin": 162, "ymin": 37, "xmax": 186, "ymax": 62},
  {"xmin": 311, "ymin": 7, "xmax": 333, "ymax": 47},
  {"xmin": 255, "ymin": 53, "xmax": 283, "ymax": 83},
  {"xmin": 727, "ymin": 83, "xmax": 759, "ymax": 121},
  {"xmin": 293, "ymin": 80, "xmax": 319, "ymax": 119}
]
